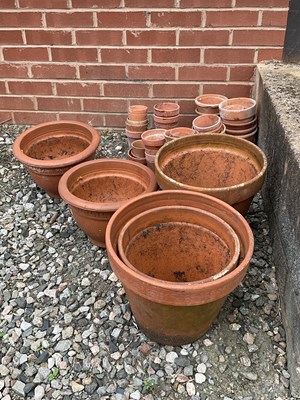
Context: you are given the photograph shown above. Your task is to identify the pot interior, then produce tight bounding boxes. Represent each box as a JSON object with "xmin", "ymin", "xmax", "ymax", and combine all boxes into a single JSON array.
[
  {"xmin": 71, "ymin": 174, "xmax": 146, "ymax": 203},
  {"xmin": 161, "ymin": 147, "xmax": 259, "ymax": 189},
  {"xmin": 27, "ymin": 136, "xmax": 90, "ymax": 161},
  {"xmin": 124, "ymin": 222, "xmax": 231, "ymax": 282}
]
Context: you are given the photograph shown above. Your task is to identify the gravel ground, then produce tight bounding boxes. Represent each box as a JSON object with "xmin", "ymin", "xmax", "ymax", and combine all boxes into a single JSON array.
[{"xmin": 0, "ymin": 124, "xmax": 293, "ymax": 400}]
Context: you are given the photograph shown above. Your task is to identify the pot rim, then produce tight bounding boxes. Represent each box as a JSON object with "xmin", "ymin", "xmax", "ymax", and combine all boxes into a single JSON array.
[
  {"xmin": 195, "ymin": 94, "xmax": 228, "ymax": 108},
  {"xmin": 58, "ymin": 158, "xmax": 157, "ymax": 212},
  {"xmin": 105, "ymin": 190, "xmax": 254, "ymax": 306},
  {"xmin": 192, "ymin": 114, "xmax": 221, "ymax": 132},
  {"xmin": 155, "ymin": 134, "xmax": 267, "ymax": 197},
  {"xmin": 13, "ymin": 120, "xmax": 100, "ymax": 169},
  {"xmin": 118, "ymin": 205, "xmax": 240, "ymax": 284}
]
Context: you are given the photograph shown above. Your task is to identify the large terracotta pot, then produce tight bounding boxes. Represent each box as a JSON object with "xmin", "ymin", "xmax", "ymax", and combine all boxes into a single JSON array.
[
  {"xmin": 13, "ymin": 120, "xmax": 100, "ymax": 198},
  {"xmin": 118, "ymin": 205, "xmax": 240, "ymax": 283},
  {"xmin": 58, "ymin": 159, "xmax": 157, "ymax": 247},
  {"xmin": 106, "ymin": 190, "xmax": 254, "ymax": 345},
  {"xmin": 155, "ymin": 134, "xmax": 267, "ymax": 215}
]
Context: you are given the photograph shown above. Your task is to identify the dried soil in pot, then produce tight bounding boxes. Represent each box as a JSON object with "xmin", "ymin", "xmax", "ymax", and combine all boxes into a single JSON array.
[
  {"xmin": 155, "ymin": 134, "xmax": 267, "ymax": 215},
  {"xmin": 58, "ymin": 159, "xmax": 157, "ymax": 247},
  {"xmin": 118, "ymin": 206, "xmax": 240, "ymax": 283},
  {"xmin": 105, "ymin": 190, "xmax": 254, "ymax": 345},
  {"xmin": 13, "ymin": 120, "xmax": 100, "ymax": 198}
]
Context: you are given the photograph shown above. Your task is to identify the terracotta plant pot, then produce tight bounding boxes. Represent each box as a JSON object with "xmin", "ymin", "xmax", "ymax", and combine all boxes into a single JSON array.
[
  {"xmin": 225, "ymin": 125, "xmax": 257, "ymax": 135},
  {"xmin": 154, "ymin": 102, "xmax": 180, "ymax": 117},
  {"xmin": 58, "ymin": 159, "xmax": 157, "ymax": 247},
  {"xmin": 118, "ymin": 205, "xmax": 240, "ymax": 283},
  {"xmin": 125, "ymin": 120, "xmax": 148, "ymax": 133},
  {"xmin": 219, "ymin": 98, "xmax": 256, "ymax": 121},
  {"xmin": 131, "ymin": 140, "xmax": 145, "ymax": 158},
  {"xmin": 155, "ymin": 121, "xmax": 179, "ymax": 130},
  {"xmin": 195, "ymin": 94, "xmax": 228, "ymax": 115},
  {"xmin": 128, "ymin": 105, "xmax": 148, "ymax": 121},
  {"xmin": 222, "ymin": 115, "xmax": 256, "ymax": 126},
  {"xmin": 155, "ymin": 134, "xmax": 267, "ymax": 215},
  {"xmin": 235, "ymin": 129, "xmax": 258, "ymax": 143},
  {"xmin": 105, "ymin": 190, "xmax": 254, "ymax": 345},
  {"xmin": 165, "ymin": 128, "xmax": 195, "ymax": 142},
  {"xmin": 154, "ymin": 115, "xmax": 179, "ymax": 125},
  {"xmin": 141, "ymin": 129, "xmax": 166, "ymax": 147},
  {"xmin": 13, "ymin": 120, "xmax": 100, "ymax": 198},
  {"xmin": 223, "ymin": 117, "xmax": 257, "ymax": 131},
  {"xmin": 192, "ymin": 114, "xmax": 222, "ymax": 133},
  {"xmin": 127, "ymin": 148, "xmax": 147, "ymax": 165}
]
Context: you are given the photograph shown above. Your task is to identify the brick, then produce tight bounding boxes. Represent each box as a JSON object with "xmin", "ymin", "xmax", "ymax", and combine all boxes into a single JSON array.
[
  {"xmin": 0, "ymin": 82, "xmax": 7, "ymax": 93},
  {"xmin": 236, "ymin": 0, "xmax": 289, "ymax": 7},
  {"xmin": 206, "ymin": 11, "xmax": 259, "ymax": 27},
  {"xmin": 152, "ymin": 48, "xmax": 200, "ymax": 63},
  {"xmin": 1, "ymin": 0, "xmax": 16, "ymax": 7},
  {"xmin": 26, "ymin": 30, "xmax": 72, "ymax": 45},
  {"xmin": 72, "ymin": 0, "xmax": 120, "ymax": 7},
  {"xmin": 0, "ymin": 96, "xmax": 35, "ymax": 110},
  {"xmin": 98, "ymin": 11, "xmax": 147, "ymax": 27},
  {"xmin": 8, "ymin": 81, "xmax": 53, "ymax": 95},
  {"xmin": 76, "ymin": 30, "xmax": 123, "ymax": 46},
  {"xmin": 257, "ymin": 48, "xmax": 283, "ymax": 62},
  {"xmin": 229, "ymin": 66, "xmax": 255, "ymax": 81},
  {"xmin": 80, "ymin": 65, "xmax": 126, "ymax": 80},
  {"xmin": 127, "ymin": 30, "xmax": 176, "ymax": 46},
  {"xmin": 180, "ymin": 0, "xmax": 232, "ymax": 7},
  {"xmin": 56, "ymin": 82, "xmax": 101, "ymax": 97},
  {"xmin": 151, "ymin": 11, "xmax": 202, "ymax": 27},
  {"xmin": 37, "ymin": 97, "xmax": 81, "ymax": 111},
  {"xmin": 0, "ymin": 30, "xmax": 23, "ymax": 44},
  {"xmin": 32, "ymin": 64, "xmax": 77, "ymax": 79},
  {"xmin": 104, "ymin": 82, "xmax": 149, "ymax": 97},
  {"xmin": 83, "ymin": 98, "xmax": 128, "ymax": 113},
  {"xmin": 0, "ymin": 111, "xmax": 13, "ymax": 123},
  {"xmin": 58, "ymin": 113, "xmax": 104, "ymax": 127},
  {"xmin": 204, "ymin": 48, "xmax": 255, "ymax": 64},
  {"xmin": 46, "ymin": 12, "xmax": 93, "ymax": 27},
  {"xmin": 125, "ymin": 0, "xmax": 174, "ymax": 6},
  {"xmin": 3, "ymin": 47, "xmax": 49, "ymax": 61},
  {"xmin": 13, "ymin": 112, "xmax": 58, "ymax": 125},
  {"xmin": 105, "ymin": 113, "xmax": 128, "ymax": 128},
  {"xmin": 232, "ymin": 29, "xmax": 285, "ymax": 46},
  {"xmin": 19, "ymin": 0, "xmax": 68, "ymax": 7},
  {"xmin": 203, "ymin": 83, "xmax": 253, "ymax": 98},
  {"xmin": 101, "ymin": 49, "xmax": 148, "ymax": 63},
  {"xmin": 179, "ymin": 66, "xmax": 227, "ymax": 81},
  {"xmin": 51, "ymin": 47, "xmax": 98, "ymax": 62},
  {"xmin": 0, "ymin": 12, "xmax": 43, "ymax": 27},
  {"xmin": 179, "ymin": 30, "xmax": 230, "ymax": 46},
  {"xmin": 262, "ymin": 10, "xmax": 288, "ymax": 27},
  {"xmin": 128, "ymin": 66, "xmax": 176, "ymax": 81},
  {"xmin": 177, "ymin": 115, "xmax": 195, "ymax": 127},
  {"xmin": 0, "ymin": 64, "xmax": 29, "ymax": 78},
  {"xmin": 153, "ymin": 83, "xmax": 199, "ymax": 98}
]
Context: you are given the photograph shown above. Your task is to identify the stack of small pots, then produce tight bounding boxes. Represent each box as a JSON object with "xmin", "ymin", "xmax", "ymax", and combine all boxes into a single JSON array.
[
  {"xmin": 192, "ymin": 114, "xmax": 226, "ymax": 134},
  {"xmin": 125, "ymin": 105, "xmax": 148, "ymax": 146},
  {"xmin": 219, "ymin": 97, "xmax": 258, "ymax": 143},
  {"xmin": 127, "ymin": 139, "xmax": 146, "ymax": 165},
  {"xmin": 141, "ymin": 128, "xmax": 166, "ymax": 171},
  {"xmin": 195, "ymin": 94, "xmax": 228, "ymax": 116},
  {"xmin": 154, "ymin": 102, "xmax": 180, "ymax": 129}
]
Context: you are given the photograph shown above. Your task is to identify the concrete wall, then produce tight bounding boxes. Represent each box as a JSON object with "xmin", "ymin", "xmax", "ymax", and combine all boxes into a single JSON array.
[
  {"xmin": 0, "ymin": 0, "xmax": 289, "ymax": 127},
  {"xmin": 256, "ymin": 62, "xmax": 300, "ymax": 398}
]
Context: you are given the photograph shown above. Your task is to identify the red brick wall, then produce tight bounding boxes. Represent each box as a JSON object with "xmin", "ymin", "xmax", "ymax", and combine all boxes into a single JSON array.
[{"xmin": 0, "ymin": 0, "xmax": 289, "ymax": 127}]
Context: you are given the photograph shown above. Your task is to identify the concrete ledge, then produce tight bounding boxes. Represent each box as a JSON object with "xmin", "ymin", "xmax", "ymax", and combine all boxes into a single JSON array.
[{"xmin": 256, "ymin": 62, "xmax": 300, "ymax": 398}]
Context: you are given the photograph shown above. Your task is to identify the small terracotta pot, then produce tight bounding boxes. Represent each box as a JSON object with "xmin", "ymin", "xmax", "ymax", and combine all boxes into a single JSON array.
[
  {"xmin": 154, "ymin": 102, "xmax": 180, "ymax": 117},
  {"xmin": 125, "ymin": 120, "xmax": 148, "ymax": 133},
  {"xmin": 222, "ymin": 115, "xmax": 255, "ymax": 126},
  {"xmin": 195, "ymin": 94, "xmax": 228, "ymax": 115},
  {"xmin": 131, "ymin": 140, "xmax": 145, "ymax": 158},
  {"xmin": 223, "ymin": 117, "xmax": 257, "ymax": 131},
  {"xmin": 125, "ymin": 129, "xmax": 143, "ymax": 139},
  {"xmin": 192, "ymin": 114, "xmax": 222, "ymax": 133},
  {"xmin": 219, "ymin": 98, "xmax": 256, "ymax": 121},
  {"xmin": 145, "ymin": 148, "xmax": 159, "ymax": 156},
  {"xmin": 118, "ymin": 205, "xmax": 240, "ymax": 284},
  {"xmin": 128, "ymin": 105, "xmax": 148, "ymax": 121},
  {"xmin": 155, "ymin": 121, "xmax": 179, "ymax": 130},
  {"xmin": 141, "ymin": 129, "xmax": 166, "ymax": 147},
  {"xmin": 226, "ymin": 129, "xmax": 258, "ymax": 143},
  {"xmin": 127, "ymin": 148, "xmax": 147, "ymax": 165},
  {"xmin": 58, "ymin": 159, "xmax": 157, "ymax": 247},
  {"xmin": 144, "ymin": 144, "xmax": 162, "ymax": 151},
  {"xmin": 165, "ymin": 127, "xmax": 195, "ymax": 142},
  {"xmin": 155, "ymin": 134, "xmax": 267, "ymax": 215},
  {"xmin": 13, "ymin": 120, "xmax": 100, "ymax": 198},
  {"xmin": 105, "ymin": 190, "xmax": 254, "ymax": 345},
  {"xmin": 225, "ymin": 125, "xmax": 257, "ymax": 135},
  {"xmin": 154, "ymin": 115, "xmax": 180, "ymax": 124}
]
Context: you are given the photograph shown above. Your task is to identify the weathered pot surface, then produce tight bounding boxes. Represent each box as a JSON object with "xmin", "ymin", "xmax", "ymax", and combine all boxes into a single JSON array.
[
  {"xmin": 165, "ymin": 127, "xmax": 195, "ymax": 142},
  {"xmin": 127, "ymin": 148, "xmax": 147, "ymax": 165},
  {"xmin": 58, "ymin": 159, "xmax": 157, "ymax": 247},
  {"xmin": 155, "ymin": 134, "xmax": 267, "ymax": 215},
  {"xmin": 219, "ymin": 98, "xmax": 256, "ymax": 121},
  {"xmin": 118, "ymin": 205, "xmax": 240, "ymax": 283},
  {"xmin": 13, "ymin": 120, "xmax": 100, "ymax": 198},
  {"xmin": 105, "ymin": 190, "xmax": 254, "ymax": 345},
  {"xmin": 195, "ymin": 94, "xmax": 228, "ymax": 107},
  {"xmin": 131, "ymin": 140, "xmax": 145, "ymax": 158},
  {"xmin": 154, "ymin": 102, "xmax": 180, "ymax": 117},
  {"xmin": 193, "ymin": 114, "xmax": 222, "ymax": 132},
  {"xmin": 141, "ymin": 129, "xmax": 166, "ymax": 147}
]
